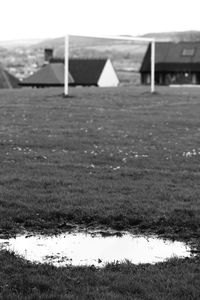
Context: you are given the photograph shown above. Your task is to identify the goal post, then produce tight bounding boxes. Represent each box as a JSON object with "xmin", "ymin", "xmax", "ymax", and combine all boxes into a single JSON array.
[
  {"xmin": 64, "ymin": 34, "xmax": 155, "ymax": 95},
  {"xmin": 64, "ymin": 34, "xmax": 69, "ymax": 96}
]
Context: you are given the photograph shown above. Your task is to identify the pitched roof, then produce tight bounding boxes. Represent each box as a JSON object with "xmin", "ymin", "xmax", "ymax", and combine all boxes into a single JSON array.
[
  {"xmin": 21, "ymin": 59, "xmax": 109, "ymax": 86},
  {"xmin": 0, "ymin": 67, "xmax": 19, "ymax": 88},
  {"xmin": 21, "ymin": 63, "xmax": 74, "ymax": 86},
  {"xmin": 69, "ymin": 59, "xmax": 107, "ymax": 85},
  {"xmin": 140, "ymin": 42, "xmax": 200, "ymax": 72}
]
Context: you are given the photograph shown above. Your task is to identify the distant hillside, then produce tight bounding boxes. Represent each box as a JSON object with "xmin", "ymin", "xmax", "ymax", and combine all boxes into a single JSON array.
[
  {"xmin": 34, "ymin": 31, "xmax": 200, "ymax": 49},
  {"xmin": 32, "ymin": 35, "xmax": 148, "ymax": 71},
  {"xmin": 2, "ymin": 30, "xmax": 200, "ymax": 50},
  {"xmin": 32, "ymin": 31, "xmax": 200, "ymax": 60},
  {"xmin": 33, "ymin": 36, "xmax": 130, "ymax": 50},
  {"xmin": 32, "ymin": 35, "xmax": 145, "ymax": 58},
  {"xmin": 142, "ymin": 30, "xmax": 200, "ymax": 42}
]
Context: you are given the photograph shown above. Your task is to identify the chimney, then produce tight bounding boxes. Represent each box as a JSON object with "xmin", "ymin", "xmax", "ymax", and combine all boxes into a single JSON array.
[{"xmin": 44, "ymin": 48, "xmax": 53, "ymax": 63}]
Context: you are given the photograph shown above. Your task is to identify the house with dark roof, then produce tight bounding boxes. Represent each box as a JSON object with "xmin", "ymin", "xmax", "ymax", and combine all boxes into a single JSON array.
[
  {"xmin": 20, "ymin": 63, "xmax": 74, "ymax": 87},
  {"xmin": 50, "ymin": 57, "xmax": 119, "ymax": 87},
  {"xmin": 68, "ymin": 58, "xmax": 119, "ymax": 87},
  {"xmin": 0, "ymin": 66, "xmax": 19, "ymax": 89},
  {"xmin": 140, "ymin": 42, "xmax": 200, "ymax": 85},
  {"xmin": 20, "ymin": 48, "xmax": 119, "ymax": 88}
]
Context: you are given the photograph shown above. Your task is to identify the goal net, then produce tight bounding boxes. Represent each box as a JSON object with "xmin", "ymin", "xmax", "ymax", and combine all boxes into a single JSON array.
[{"xmin": 64, "ymin": 34, "xmax": 155, "ymax": 95}]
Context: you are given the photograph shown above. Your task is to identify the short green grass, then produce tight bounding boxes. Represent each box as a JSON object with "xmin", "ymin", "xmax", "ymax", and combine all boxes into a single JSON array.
[
  {"xmin": 0, "ymin": 86, "xmax": 200, "ymax": 237},
  {"xmin": 0, "ymin": 86, "xmax": 200, "ymax": 299},
  {"xmin": 0, "ymin": 251, "xmax": 199, "ymax": 300}
]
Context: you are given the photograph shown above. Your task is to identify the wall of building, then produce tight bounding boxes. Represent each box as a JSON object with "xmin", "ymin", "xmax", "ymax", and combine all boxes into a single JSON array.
[
  {"xmin": 98, "ymin": 60, "xmax": 119, "ymax": 87},
  {"xmin": 141, "ymin": 71, "xmax": 200, "ymax": 85}
]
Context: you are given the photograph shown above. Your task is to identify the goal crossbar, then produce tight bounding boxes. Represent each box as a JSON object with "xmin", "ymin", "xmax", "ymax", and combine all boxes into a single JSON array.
[{"xmin": 64, "ymin": 34, "xmax": 155, "ymax": 95}]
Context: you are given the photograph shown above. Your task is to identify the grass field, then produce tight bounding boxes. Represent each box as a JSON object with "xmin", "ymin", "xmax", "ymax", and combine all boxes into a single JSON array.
[{"xmin": 0, "ymin": 86, "xmax": 200, "ymax": 299}]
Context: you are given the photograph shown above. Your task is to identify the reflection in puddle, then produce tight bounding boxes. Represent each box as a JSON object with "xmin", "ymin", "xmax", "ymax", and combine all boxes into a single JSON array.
[{"xmin": 0, "ymin": 231, "xmax": 193, "ymax": 267}]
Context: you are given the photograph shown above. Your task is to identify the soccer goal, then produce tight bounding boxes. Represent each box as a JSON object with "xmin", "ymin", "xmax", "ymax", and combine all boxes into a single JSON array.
[{"xmin": 64, "ymin": 34, "xmax": 155, "ymax": 95}]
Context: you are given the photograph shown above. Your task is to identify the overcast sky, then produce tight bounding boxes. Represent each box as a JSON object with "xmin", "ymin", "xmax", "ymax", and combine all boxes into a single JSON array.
[{"xmin": 1, "ymin": 0, "xmax": 200, "ymax": 41}]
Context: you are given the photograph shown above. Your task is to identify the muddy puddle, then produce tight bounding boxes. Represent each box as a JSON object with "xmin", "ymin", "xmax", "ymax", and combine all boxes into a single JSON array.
[{"xmin": 0, "ymin": 230, "xmax": 194, "ymax": 267}]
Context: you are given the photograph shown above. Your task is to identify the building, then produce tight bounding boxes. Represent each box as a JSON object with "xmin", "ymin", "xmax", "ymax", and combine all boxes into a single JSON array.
[
  {"xmin": 20, "ymin": 48, "xmax": 119, "ymax": 88},
  {"xmin": 140, "ymin": 42, "xmax": 200, "ymax": 85},
  {"xmin": 0, "ymin": 66, "xmax": 19, "ymax": 89},
  {"xmin": 68, "ymin": 58, "xmax": 119, "ymax": 87},
  {"xmin": 20, "ymin": 63, "xmax": 74, "ymax": 87}
]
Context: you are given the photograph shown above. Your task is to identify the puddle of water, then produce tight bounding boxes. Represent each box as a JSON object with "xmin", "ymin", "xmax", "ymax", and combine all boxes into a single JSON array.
[{"xmin": 0, "ymin": 231, "xmax": 193, "ymax": 267}]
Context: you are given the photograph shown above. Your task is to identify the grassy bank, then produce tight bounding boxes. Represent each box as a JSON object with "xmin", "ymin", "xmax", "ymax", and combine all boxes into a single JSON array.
[
  {"xmin": 0, "ymin": 86, "xmax": 200, "ymax": 298},
  {"xmin": 0, "ymin": 251, "xmax": 199, "ymax": 300}
]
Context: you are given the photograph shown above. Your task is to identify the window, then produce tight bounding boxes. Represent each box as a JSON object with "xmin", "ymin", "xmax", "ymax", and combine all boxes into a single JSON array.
[{"xmin": 182, "ymin": 48, "xmax": 195, "ymax": 56}]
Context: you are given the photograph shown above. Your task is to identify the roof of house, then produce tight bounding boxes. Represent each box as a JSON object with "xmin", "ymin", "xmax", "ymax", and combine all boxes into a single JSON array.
[
  {"xmin": 21, "ymin": 58, "xmax": 110, "ymax": 86},
  {"xmin": 140, "ymin": 42, "xmax": 200, "ymax": 72},
  {"xmin": 68, "ymin": 59, "xmax": 107, "ymax": 85},
  {"xmin": 21, "ymin": 63, "xmax": 74, "ymax": 86},
  {"xmin": 0, "ymin": 67, "xmax": 19, "ymax": 88},
  {"xmin": 50, "ymin": 58, "xmax": 109, "ymax": 84}
]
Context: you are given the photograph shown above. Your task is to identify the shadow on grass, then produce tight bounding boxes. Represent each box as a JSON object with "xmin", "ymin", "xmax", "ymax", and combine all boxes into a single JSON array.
[{"xmin": 62, "ymin": 93, "xmax": 77, "ymax": 99}]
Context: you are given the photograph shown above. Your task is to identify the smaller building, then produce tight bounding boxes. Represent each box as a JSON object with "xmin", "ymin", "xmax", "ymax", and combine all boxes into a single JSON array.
[
  {"xmin": 20, "ymin": 63, "xmax": 74, "ymax": 87},
  {"xmin": 140, "ymin": 42, "xmax": 200, "ymax": 85}
]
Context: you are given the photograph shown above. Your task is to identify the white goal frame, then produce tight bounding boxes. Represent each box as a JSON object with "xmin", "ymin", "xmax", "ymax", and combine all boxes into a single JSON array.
[{"xmin": 64, "ymin": 35, "xmax": 155, "ymax": 95}]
